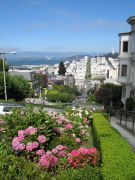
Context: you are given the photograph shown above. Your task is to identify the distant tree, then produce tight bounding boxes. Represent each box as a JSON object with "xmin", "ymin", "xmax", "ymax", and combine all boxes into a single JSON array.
[
  {"xmin": 8, "ymin": 75, "xmax": 31, "ymax": 100},
  {"xmin": 46, "ymin": 85, "xmax": 75, "ymax": 102},
  {"xmin": 36, "ymin": 74, "xmax": 48, "ymax": 88},
  {"xmin": 0, "ymin": 59, "xmax": 9, "ymax": 72},
  {"xmin": 0, "ymin": 72, "xmax": 31, "ymax": 101},
  {"xmin": 95, "ymin": 83, "xmax": 122, "ymax": 109},
  {"xmin": 58, "ymin": 61, "xmax": 66, "ymax": 75}
]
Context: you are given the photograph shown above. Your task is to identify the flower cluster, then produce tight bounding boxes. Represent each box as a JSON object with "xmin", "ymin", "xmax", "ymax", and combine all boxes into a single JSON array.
[
  {"xmin": 39, "ymin": 145, "xmax": 68, "ymax": 168},
  {"xmin": 11, "ymin": 108, "xmax": 98, "ymax": 173},
  {"xmin": 54, "ymin": 109, "xmax": 91, "ymax": 143},
  {"xmin": 12, "ymin": 126, "xmax": 46, "ymax": 152},
  {"xmin": 39, "ymin": 152, "xmax": 58, "ymax": 168},
  {"xmin": 68, "ymin": 147, "xmax": 97, "ymax": 168}
]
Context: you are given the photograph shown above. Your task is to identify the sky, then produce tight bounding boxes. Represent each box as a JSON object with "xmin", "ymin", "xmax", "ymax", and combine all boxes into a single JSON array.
[{"xmin": 0, "ymin": 0, "xmax": 135, "ymax": 53}]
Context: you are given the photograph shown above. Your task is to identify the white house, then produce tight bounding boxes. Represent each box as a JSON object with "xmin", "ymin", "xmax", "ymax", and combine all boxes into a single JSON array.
[
  {"xmin": 118, "ymin": 16, "xmax": 135, "ymax": 105},
  {"xmin": 9, "ymin": 69, "xmax": 40, "ymax": 94}
]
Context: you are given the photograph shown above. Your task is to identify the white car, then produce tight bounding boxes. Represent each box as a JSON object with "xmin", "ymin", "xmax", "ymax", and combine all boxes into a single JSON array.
[{"xmin": 0, "ymin": 105, "xmax": 23, "ymax": 115}]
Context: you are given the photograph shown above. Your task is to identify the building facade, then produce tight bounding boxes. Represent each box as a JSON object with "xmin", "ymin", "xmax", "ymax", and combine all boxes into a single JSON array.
[
  {"xmin": 9, "ymin": 70, "xmax": 40, "ymax": 94},
  {"xmin": 118, "ymin": 16, "xmax": 135, "ymax": 105}
]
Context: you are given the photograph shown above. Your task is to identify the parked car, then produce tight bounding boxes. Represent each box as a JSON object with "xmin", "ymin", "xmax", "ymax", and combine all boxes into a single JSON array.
[{"xmin": 0, "ymin": 105, "xmax": 23, "ymax": 115}]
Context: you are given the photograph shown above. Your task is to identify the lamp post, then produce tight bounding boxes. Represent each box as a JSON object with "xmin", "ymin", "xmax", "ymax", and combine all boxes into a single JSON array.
[
  {"xmin": 0, "ymin": 52, "xmax": 7, "ymax": 101},
  {"xmin": 0, "ymin": 52, "xmax": 16, "ymax": 101}
]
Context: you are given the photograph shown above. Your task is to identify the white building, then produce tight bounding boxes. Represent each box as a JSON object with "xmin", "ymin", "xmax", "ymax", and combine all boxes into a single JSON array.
[
  {"xmin": 9, "ymin": 69, "xmax": 40, "ymax": 94},
  {"xmin": 118, "ymin": 16, "xmax": 135, "ymax": 105},
  {"xmin": 64, "ymin": 74, "xmax": 75, "ymax": 87}
]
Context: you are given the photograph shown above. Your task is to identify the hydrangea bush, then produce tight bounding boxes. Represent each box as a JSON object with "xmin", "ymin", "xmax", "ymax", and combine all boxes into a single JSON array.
[{"xmin": 1, "ymin": 106, "xmax": 99, "ymax": 177}]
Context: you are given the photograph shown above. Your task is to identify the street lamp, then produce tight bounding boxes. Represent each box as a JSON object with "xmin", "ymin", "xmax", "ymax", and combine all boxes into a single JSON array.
[{"xmin": 0, "ymin": 52, "xmax": 16, "ymax": 101}]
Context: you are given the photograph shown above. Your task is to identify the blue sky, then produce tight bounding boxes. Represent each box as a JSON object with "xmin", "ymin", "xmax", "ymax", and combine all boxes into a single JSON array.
[{"xmin": 0, "ymin": 0, "xmax": 135, "ymax": 53}]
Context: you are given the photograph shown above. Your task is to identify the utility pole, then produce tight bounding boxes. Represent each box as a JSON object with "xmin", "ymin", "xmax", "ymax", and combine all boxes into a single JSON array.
[
  {"xmin": 0, "ymin": 52, "xmax": 16, "ymax": 101},
  {"xmin": 0, "ymin": 53, "xmax": 7, "ymax": 101}
]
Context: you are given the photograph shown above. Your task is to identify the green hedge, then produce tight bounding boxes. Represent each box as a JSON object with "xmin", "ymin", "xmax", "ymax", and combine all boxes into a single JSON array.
[{"xmin": 92, "ymin": 113, "xmax": 135, "ymax": 180}]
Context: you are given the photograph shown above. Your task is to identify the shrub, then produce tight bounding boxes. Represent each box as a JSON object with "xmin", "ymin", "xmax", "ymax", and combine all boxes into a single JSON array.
[
  {"xmin": 59, "ymin": 93, "xmax": 74, "ymax": 102},
  {"xmin": 125, "ymin": 98, "xmax": 133, "ymax": 111},
  {"xmin": 92, "ymin": 113, "xmax": 135, "ymax": 180},
  {"xmin": 46, "ymin": 90, "xmax": 60, "ymax": 102},
  {"xmin": 0, "ymin": 107, "xmax": 99, "ymax": 178},
  {"xmin": 46, "ymin": 85, "xmax": 76, "ymax": 102},
  {"xmin": 56, "ymin": 165, "xmax": 101, "ymax": 180}
]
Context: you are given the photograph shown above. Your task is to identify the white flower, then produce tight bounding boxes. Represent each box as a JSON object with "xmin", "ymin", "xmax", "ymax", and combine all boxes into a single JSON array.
[
  {"xmin": 72, "ymin": 106, "xmax": 76, "ymax": 110},
  {"xmin": 85, "ymin": 110, "xmax": 89, "ymax": 115}
]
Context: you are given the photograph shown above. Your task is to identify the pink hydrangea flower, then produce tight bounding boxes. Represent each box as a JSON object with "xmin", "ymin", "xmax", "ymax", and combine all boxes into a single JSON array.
[
  {"xmin": 57, "ymin": 150, "xmax": 67, "ymax": 157},
  {"xmin": 25, "ymin": 126, "xmax": 37, "ymax": 135},
  {"xmin": 0, "ymin": 128, "xmax": 4, "ymax": 132},
  {"xmin": 26, "ymin": 142, "xmax": 33, "ymax": 152},
  {"xmin": 39, "ymin": 155, "xmax": 50, "ymax": 168},
  {"xmin": 68, "ymin": 157, "xmax": 73, "ymax": 163},
  {"xmin": 71, "ymin": 150, "xmax": 80, "ymax": 156},
  {"xmin": 12, "ymin": 137, "xmax": 25, "ymax": 151},
  {"xmin": 18, "ymin": 130, "xmax": 25, "ymax": 136},
  {"xmin": 36, "ymin": 149, "xmax": 45, "ymax": 156},
  {"xmin": 65, "ymin": 123, "xmax": 73, "ymax": 130},
  {"xmin": 56, "ymin": 145, "xmax": 67, "ymax": 151},
  {"xmin": 46, "ymin": 151, "xmax": 52, "ymax": 156},
  {"xmin": 18, "ymin": 143, "xmax": 25, "ymax": 150},
  {"xmin": 32, "ymin": 141, "xmax": 39, "ymax": 149},
  {"xmin": 18, "ymin": 135, "xmax": 25, "ymax": 141},
  {"xmin": 88, "ymin": 147, "xmax": 97, "ymax": 154},
  {"xmin": 52, "ymin": 148, "xmax": 58, "ymax": 154},
  {"xmin": 26, "ymin": 141, "xmax": 39, "ymax": 152},
  {"xmin": 38, "ymin": 135, "xmax": 46, "ymax": 143},
  {"xmin": 75, "ymin": 138, "xmax": 81, "ymax": 143},
  {"xmin": 78, "ymin": 147, "xmax": 89, "ymax": 154},
  {"xmin": 39, "ymin": 154, "xmax": 58, "ymax": 168}
]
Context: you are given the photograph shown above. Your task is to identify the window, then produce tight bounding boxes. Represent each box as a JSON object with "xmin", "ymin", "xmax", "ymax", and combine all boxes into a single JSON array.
[
  {"xmin": 121, "ymin": 65, "xmax": 127, "ymax": 76},
  {"xmin": 123, "ymin": 41, "xmax": 128, "ymax": 52}
]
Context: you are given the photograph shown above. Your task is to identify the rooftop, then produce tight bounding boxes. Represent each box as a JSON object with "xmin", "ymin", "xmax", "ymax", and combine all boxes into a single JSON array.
[{"xmin": 127, "ymin": 16, "xmax": 135, "ymax": 25}]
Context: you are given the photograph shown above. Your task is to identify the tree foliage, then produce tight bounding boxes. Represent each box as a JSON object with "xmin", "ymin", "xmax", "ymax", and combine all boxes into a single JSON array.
[
  {"xmin": 0, "ymin": 59, "xmax": 9, "ymax": 72},
  {"xmin": 46, "ymin": 85, "xmax": 75, "ymax": 102},
  {"xmin": 0, "ymin": 72, "xmax": 31, "ymax": 101},
  {"xmin": 95, "ymin": 83, "xmax": 122, "ymax": 108},
  {"xmin": 58, "ymin": 61, "xmax": 66, "ymax": 75}
]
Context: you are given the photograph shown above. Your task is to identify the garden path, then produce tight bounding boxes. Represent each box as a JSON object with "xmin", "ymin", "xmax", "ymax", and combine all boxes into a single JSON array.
[{"xmin": 110, "ymin": 116, "xmax": 135, "ymax": 151}]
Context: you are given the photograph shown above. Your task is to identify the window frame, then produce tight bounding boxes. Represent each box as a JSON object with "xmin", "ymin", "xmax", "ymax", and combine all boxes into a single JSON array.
[
  {"xmin": 122, "ymin": 41, "xmax": 128, "ymax": 53},
  {"xmin": 121, "ymin": 64, "xmax": 127, "ymax": 76}
]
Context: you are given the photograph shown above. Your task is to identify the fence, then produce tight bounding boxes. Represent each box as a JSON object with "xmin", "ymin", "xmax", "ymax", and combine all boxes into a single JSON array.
[{"xmin": 119, "ymin": 109, "xmax": 135, "ymax": 133}]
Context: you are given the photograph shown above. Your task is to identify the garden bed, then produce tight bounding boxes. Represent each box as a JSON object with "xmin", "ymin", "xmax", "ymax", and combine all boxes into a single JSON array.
[{"xmin": 0, "ymin": 107, "xmax": 100, "ymax": 179}]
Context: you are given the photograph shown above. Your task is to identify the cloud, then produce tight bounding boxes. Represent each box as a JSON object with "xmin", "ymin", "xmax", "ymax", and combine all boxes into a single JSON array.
[
  {"xmin": 51, "ymin": 9, "xmax": 80, "ymax": 20},
  {"xmin": 25, "ymin": 23, "xmax": 49, "ymax": 32},
  {"xmin": 25, "ymin": 18, "xmax": 128, "ymax": 33},
  {"xmin": 0, "ymin": 47, "xmax": 20, "ymax": 53},
  {"xmin": 87, "ymin": 18, "xmax": 128, "ymax": 29}
]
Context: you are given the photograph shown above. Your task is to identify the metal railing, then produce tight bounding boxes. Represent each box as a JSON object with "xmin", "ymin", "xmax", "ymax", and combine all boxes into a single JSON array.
[{"xmin": 119, "ymin": 109, "xmax": 135, "ymax": 132}]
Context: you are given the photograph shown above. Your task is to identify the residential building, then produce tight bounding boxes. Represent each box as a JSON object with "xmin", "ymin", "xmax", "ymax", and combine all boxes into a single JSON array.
[
  {"xmin": 64, "ymin": 74, "xmax": 75, "ymax": 87},
  {"xmin": 9, "ymin": 69, "xmax": 40, "ymax": 94},
  {"xmin": 118, "ymin": 16, "xmax": 135, "ymax": 105}
]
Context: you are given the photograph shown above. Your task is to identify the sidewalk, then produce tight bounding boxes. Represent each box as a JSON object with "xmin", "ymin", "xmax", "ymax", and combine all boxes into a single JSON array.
[{"xmin": 110, "ymin": 116, "xmax": 135, "ymax": 151}]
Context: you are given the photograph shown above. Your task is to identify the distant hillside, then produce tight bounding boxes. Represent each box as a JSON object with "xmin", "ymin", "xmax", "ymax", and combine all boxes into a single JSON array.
[{"xmin": 6, "ymin": 51, "xmax": 102, "ymax": 60}]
